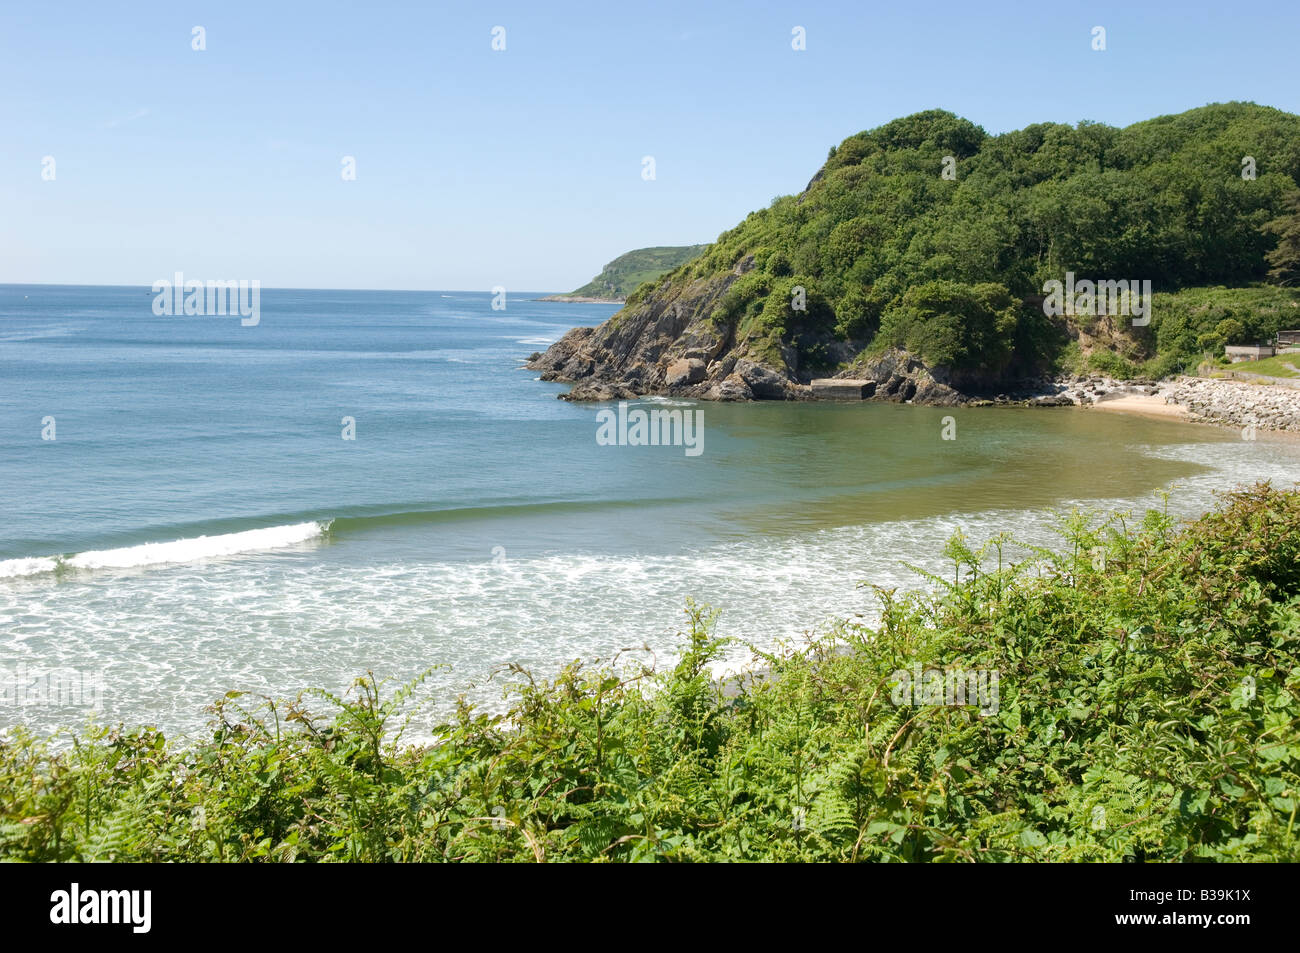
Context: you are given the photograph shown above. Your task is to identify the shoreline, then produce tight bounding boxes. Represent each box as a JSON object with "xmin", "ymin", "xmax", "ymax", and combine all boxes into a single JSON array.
[
  {"xmin": 534, "ymin": 356, "xmax": 1300, "ymax": 436},
  {"xmin": 1075, "ymin": 390, "xmax": 1300, "ymax": 438},
  {"xmin": 1085, "ymin": 393, "xmax": 1192, "ymax": 422},
  {"xmin": 998, "ymin": 376, "xmax": 1300, "ymax": 437},
  {"xmin": 1148, "ymin": 376, "xmax": 1300, "ymax": 435},
  {"xmin": 6, "ymin": 486, "xmax": 1299, "ymax": 862},
  {"xmin": 534, "ymin": 294, "xmax": 626, "ymax": 304}
]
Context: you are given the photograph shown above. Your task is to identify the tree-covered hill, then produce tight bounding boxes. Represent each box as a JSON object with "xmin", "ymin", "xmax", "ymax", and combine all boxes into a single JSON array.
[
  {"xmin": 545, "ymin": 245, "xmax": 707, "ymax": 301},
  {"xmin": 531, "ymin": 103, "xmax": 1300, "ymax": 401}
]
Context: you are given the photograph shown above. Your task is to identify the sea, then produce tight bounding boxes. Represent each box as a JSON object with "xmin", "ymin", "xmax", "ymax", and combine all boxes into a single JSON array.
[{"xmin": 2, "ymin": 283, "xmax": 1298, "ymax": 739}]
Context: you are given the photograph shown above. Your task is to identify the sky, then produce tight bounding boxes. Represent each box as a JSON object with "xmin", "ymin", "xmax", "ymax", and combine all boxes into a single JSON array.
[{"xmin": 2, "ymin": 0, "xmax": 1298, "ymax": 292}]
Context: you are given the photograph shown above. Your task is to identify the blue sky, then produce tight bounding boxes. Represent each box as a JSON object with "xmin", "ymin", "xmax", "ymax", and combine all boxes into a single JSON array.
[{"xmin": 2, "ymin": 0, "xmax": 1297, "ymax": 291}]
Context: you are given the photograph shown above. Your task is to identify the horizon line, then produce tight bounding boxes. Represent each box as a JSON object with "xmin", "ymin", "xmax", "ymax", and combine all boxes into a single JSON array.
[{"xmin": 0, "ymin": 281, "xmax": 601, "ymax": 296}]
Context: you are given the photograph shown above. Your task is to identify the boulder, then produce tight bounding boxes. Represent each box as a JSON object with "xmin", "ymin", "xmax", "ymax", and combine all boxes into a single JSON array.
[
  {"xmin": 665, "ymin": 357, "xmax": 707, "ymax": 387},
  {"xmin": 735, "ymin": 359, "xmax": 790, "ymax": 399},
  {"xmin": 559, "ymin": 381, "xmax": 638, "ymax": 402},
  {"xmin": 706, "ymin": 374, "xmax": 754, "ymax": 402},
  {"xmin": 911, "ymin": 377, "xmax": 963, "ymax": 405}
]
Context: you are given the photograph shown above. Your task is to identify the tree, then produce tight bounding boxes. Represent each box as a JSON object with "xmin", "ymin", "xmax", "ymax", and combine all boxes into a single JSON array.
[
  {"xmin": 876, "ymin": 280, "xmax": 1019, "ymax": 373},
  {"xmin": 1215, "ymin": 318, "xmax": 1247, "ymax": 345},
  {"xmin": 1264, "ymin": 192, "xmax": 1300, "ymax": 286}
]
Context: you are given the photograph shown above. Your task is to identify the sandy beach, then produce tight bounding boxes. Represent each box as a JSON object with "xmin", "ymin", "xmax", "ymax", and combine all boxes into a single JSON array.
[
  {"xmin": 1087, "ymin": 393, "xmax": 1191, "ymax": 421},
  {"xmin": 1079, "ymin": 379, "xmax": 1300, "ymax": 438}
]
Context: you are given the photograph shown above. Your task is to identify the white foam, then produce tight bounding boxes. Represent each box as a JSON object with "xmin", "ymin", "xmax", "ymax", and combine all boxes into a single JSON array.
[
  {"xmin": 0, "ymin": 521, "xmax": 330, "ymax": 579},
  {"xmin": 640, "ymin": 396, "xmax": 697, "ymax": 407},
  {"xmin": 0, "ymin": 556, "xmax": 59, "ymax": 579}
]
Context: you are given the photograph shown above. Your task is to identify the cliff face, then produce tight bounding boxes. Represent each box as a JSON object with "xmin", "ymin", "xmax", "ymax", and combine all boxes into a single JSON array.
[
  {"xmin": 531, "ymin": 257, "xmax": 780, "ymax": 401},
  {"xmin": 529, "ymin": 255, "xmax": 982, "ymax": 405}
]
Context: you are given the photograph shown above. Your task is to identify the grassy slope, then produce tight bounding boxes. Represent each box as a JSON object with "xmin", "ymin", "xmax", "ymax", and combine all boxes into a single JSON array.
[
  {"xmin": 3, "ymin": 484, "xmax": 1298, "ymax": 862},
  {"xmin": 561, "ymin": 245, "xmax": 707, "ymax": 299},
  {"xmin": 1221, "ymin": 353, "xmax": 1300, "ymax": 379}
]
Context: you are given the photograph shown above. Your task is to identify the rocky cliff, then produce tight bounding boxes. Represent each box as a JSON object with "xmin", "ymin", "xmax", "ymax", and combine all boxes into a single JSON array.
[{"xmin": 528, "ymin": 253, "xmax": 1017, "ymax": 405}]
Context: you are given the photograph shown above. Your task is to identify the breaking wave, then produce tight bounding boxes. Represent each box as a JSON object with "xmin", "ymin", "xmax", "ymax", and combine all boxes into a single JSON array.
[{"xmin": 0, "ymin": 521, "xmax": 331, "ymax": 579}]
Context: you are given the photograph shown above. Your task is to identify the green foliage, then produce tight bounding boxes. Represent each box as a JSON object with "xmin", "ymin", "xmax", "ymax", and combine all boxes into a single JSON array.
[
  {"xmin": 1149, "ymin": 285, "xmax": 1300, "ymax": 372},
  {"xmin": 1264, "ymin": 191, "xmax": 1300, "ymax": 286},
  {"xmin": 624, "ymin": 282, "xmax": 653, "ymax": 307},
  {"xmin": 1195, "ymin": 318, "xmax": 1247, "ymax": 356},
  {"xmin": 751, "ymin": 276, "xmax": 834, "ymax": 337},
  {"xmin": 712, "ymin": 272, "xmax": 837, "ymax": 366},
  {"xmin": 1086, "ymin": 350, "xmax": 1139, "ymax": 379},
  {"xmin": 833, "ymin": 286, "xmax": 882, "ymax": 341},
  {"xmin": 4, "ymin": 486, "xmax": 1300, "ymax": 862},
  {"xmin": 709, "ymin": 270, "xmax": 773, "ymax": 326},
  {"xmin": 765, "ymin": 249, "xmax": 793, "ymax": 277},
  {"xmin": 1216, "ymin": 354, "xmax": 1300, "ymax": 379},
  {"xmin": 638, "ymin": 104, "xmax": 1300, "ymax": 380},
  {"xmin": 1216, "ymin": 318, "xmax": 1248, "ymax": 345},
  {"xmin": 752, "ymin": 277, "xmax": 837, "ymax": 367},
  {"xmin": 875, "ymin": 280, "xmax": 1019, "ymax": 371},
  {"xmin": 562, "ymin": 245, "xmax": 707, "ymax": 299}
]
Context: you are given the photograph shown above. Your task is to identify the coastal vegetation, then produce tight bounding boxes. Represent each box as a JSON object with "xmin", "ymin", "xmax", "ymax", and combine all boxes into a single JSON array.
[
  {"xmin": 549, "ymin": 245, "xmax": 707, "ymax": 300},
  {"xmin": 680, "ymin": 103, "xmax": 1299, "ymax": 368},
  {"xmin": 533, "ymin": 103, "xmax": 1300, "ymax": 399},
  {"xmin": 3, "ymin": 483, "xmax": 1297, "ymax": 862},
  {"xmin": 1058, "ymin": 284, "xmax": 1300, "ymax": 380},
  {"xmin": 1265, "ymin": 192, "xmax": 1300, "ymax": 286}
]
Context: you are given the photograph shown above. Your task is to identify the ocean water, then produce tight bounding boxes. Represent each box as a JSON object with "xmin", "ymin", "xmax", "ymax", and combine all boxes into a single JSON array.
[{"xmin": 2, "ymin": 284, "xmax": 1298, "ymax": 739}]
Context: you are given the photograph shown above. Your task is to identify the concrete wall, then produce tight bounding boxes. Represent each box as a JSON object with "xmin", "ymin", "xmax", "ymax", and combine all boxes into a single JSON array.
[{"xmin": 1225, "ymin": 345, "xmax": 1275, "ymax": 362}]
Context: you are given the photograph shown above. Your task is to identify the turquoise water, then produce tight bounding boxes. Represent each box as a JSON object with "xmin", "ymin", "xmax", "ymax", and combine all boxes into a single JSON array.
[{"xmin": 2, "ymin": 284, "xmax": 1298, "ymax": 738}]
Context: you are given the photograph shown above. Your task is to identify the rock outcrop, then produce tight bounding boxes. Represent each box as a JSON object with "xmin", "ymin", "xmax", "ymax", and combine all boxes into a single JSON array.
[
  {"xmin": 531, "ymin": 264, "xmax": 809, "ymax": 402},
  {"xmin": 528, "ymin": 268, "xmax": 1022, "ymax": 406},
  {"xmin": 527, "ymin": 103, "xmax": 1300, "ymax": 408},
  {"xmin": 665, "ymin": 358, "xmax": 706, "ymax": 387}
]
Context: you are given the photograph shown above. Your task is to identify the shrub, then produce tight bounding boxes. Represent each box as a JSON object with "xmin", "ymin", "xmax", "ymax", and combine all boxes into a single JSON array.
[
  {"xmin": 876, "ymin": 280, "xmax": 1019, "ymax": 372},
  {"xmin": 766, "ymin": 250, "xmax": 793, "ymax": 277}
]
